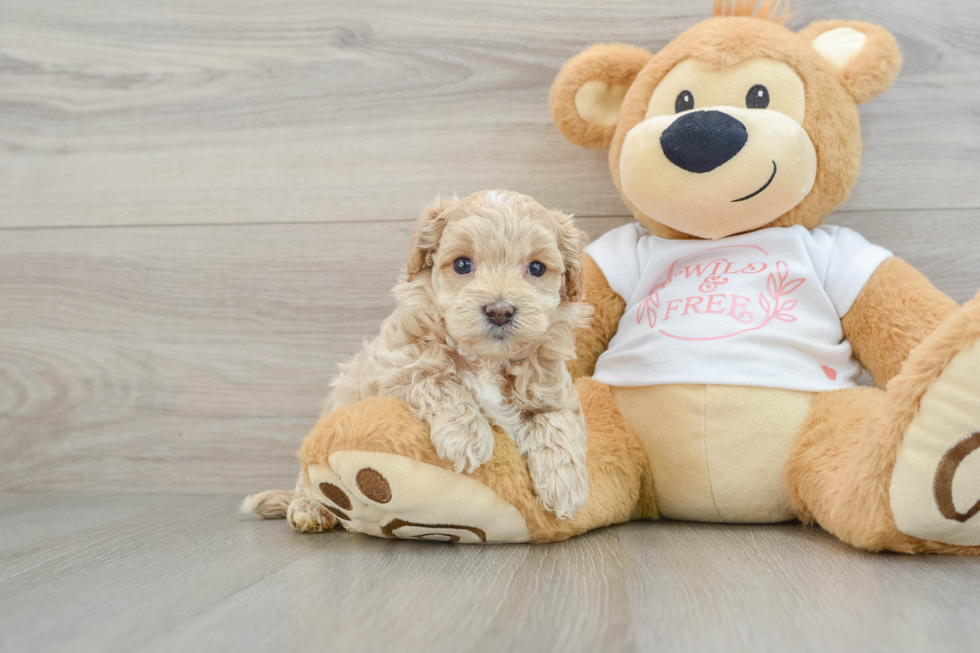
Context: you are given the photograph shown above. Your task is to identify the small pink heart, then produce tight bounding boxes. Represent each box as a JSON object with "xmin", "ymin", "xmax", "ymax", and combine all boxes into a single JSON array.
[{"xmin": 821, "ymin": 365, "xmax": 837, "ymax": 381}]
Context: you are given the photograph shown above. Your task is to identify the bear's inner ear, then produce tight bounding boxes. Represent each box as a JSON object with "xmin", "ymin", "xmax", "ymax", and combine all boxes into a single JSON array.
[
  {"xmin": 811, "ymin": 27, "xmax": 867, "ymax": 70},
  {"xmin": 799, "ymin": 20, "xmax": 902, "ymax": 105},
  {"xmin": 550, "ymin": 44, "xmax": 652, "ymax": 150},
  {"xmin": 575, "ymin": 81, "xmax": 630, "ymax": 128}
]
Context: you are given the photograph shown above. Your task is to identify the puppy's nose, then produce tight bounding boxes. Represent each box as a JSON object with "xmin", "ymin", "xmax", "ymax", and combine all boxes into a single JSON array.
[
  {"xmin": 484, "ymin": 301, "xmax": 515, "ymax": 326},
  {"xmin": 660, "ymin": 110, "xmax": 748, "ymax": 173}
]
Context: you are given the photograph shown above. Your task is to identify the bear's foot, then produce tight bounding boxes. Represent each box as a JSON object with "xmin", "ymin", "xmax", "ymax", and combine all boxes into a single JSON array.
[
  {"xmin": 790, "ymin": 293, "xmax": 980, "ymax": 554},
  {"xmin": 293, "ymin": 385, "xmax": 653, "ymax": 545},
  {"xmin": 890, "ymin": 337, "xmax": 980, "ymax": 546},
  {"xmin": 304, "ymin": 451, "xmax": 530, "ymax": 543}
]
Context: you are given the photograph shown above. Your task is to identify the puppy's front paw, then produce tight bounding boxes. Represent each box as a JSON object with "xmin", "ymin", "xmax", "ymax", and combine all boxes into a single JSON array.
[
  {"xmin": 430, "ymin": 410, "xmax": 495, "ymax": 474},
  {"xmin": 526, "ymin": 448, "xmax": 590, "ymax": 519},
  {"xmin": 287, "ymin": 495, "xmax": 338, "ymax": 533}
]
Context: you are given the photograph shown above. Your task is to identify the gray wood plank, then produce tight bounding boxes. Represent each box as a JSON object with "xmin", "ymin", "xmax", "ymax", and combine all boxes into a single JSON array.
[
  {"xmin": 0, "ymin": 493, "xmax": 201, "ymax": 580},
  {"xmin": 2, "ymin": 494, "xmax": 978, "ymax": 653},
  {"xmin": 0, "ymin": 493, "xmax": 634, "ymax": 653},
  {"xmin": 145, "ymin": 520, "xmax": 636, "ymax": 653},
  {"xmin": 619, "ymin": 520, "xmax": 980, "ymax": 652},
  {"xmin": 2, "ymin": 212, "xmax": 979, "ymax": 494},
  {"xmin": 2, "ymin": 0, "xmax": 979, "ymax": 229},
  {"xmin": 0, "ymin": 494, "xmax": 332, "ymax": 653}
]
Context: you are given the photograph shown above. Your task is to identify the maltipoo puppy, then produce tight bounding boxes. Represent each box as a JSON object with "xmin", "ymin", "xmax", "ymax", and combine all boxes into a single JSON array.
[
  {"xmin": 246, "ymin": 190, "xmax": 592, "ymax": 523},
  {"xmin": 328, "ymin": 189, "xmax": 591, "ymax": 518}
]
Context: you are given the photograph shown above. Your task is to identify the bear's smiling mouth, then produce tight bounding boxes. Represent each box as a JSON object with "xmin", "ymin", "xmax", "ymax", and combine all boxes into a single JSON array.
[{"xmin": 731, "ymin": 160, "xmax": 778, "ymax": 203}]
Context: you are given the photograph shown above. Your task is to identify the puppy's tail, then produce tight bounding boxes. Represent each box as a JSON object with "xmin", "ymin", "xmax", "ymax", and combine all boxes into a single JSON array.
[{"xmin": 240, "ymin": 489, "xmax": 293, "ymax": 519}]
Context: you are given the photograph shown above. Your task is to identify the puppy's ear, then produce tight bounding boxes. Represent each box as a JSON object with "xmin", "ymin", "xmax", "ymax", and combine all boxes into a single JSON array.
[
  {"xmin": 407, "ymin": 197, "xmax": 453, "ymax": 281},
  {"xmin": 554, "ymin": 212, "xmax": 588, "ymax": 303},
  {"xmin": 550, "ymin": 44, "xmax": 652, "ymax": 150},
  {"xmin": 798, "ymin": 21, "xmax": 902, "ymax": 104}
]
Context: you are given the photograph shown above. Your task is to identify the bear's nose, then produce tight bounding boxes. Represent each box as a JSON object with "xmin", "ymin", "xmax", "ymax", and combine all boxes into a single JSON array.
[
  {"xmin": 660, "ymin": 110, "xmax": 748, "ymax": 173},
  {"xmin": 484, "ymin": 301, "xmax": 515, "ymax": 327}
]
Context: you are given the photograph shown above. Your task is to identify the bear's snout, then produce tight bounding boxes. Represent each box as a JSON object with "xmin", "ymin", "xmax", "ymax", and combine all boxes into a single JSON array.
[{"xmin": 660, "ymin": 110, "xmax": 748, "ymax": 173}]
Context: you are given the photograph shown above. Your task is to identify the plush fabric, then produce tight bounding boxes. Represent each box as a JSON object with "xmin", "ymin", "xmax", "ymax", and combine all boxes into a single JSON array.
[
  {"xmin": 296, "ymin": 380, "xmax": 653, "ymax": 544},
  {"xmin": 550, "ymin": 44, "xmax": 652, "ymax": 150},
  {"xmin": 567, "ymin": 254, "xmax": 625, "ymax": 380},
  {"xmin": 612, "ymin": 384, "xmax": 813, "ymax": 523},
  {"xmin": 604, "ymin": 17, "xmax": 863, "ymax": 238},
  {"xmin": 269, "ymin": 4, "xmax": 978, "ymax": 554},
  {"xmin": 541, "ymin": 5, "xmax": 978, "ymax": 553},
  {"xmin": 787, "ymin": 291, "xmax": 980, "ymax": 554},
  {"xmin": 797, "ymin": 20, "xmax": 903, "ymax": 105},
  {"xmin": 841, "ymin": 257, "xmax": 959, "ymax": 386}
]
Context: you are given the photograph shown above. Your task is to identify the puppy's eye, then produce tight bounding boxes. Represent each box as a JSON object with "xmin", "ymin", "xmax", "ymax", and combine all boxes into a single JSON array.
[
  {"xmin": 453, "ymin": 257, "xmax": 473, "ymax": 275},
  {"xmin": 527, "ymin": 261, "xmax": 546, "ymax": 277},
  {"xmin": 675, "ymin": 90, "xmax": 695, "ymax": 113},
  {"xmin": 746, "ymin": 84, "xmax": 769, "ymax": 109}
]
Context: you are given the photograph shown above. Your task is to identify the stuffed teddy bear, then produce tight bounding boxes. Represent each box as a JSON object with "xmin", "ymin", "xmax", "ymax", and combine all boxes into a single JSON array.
[{"xmin": 280, "ymin": 1, "xmax": 980, "ymax": 552}]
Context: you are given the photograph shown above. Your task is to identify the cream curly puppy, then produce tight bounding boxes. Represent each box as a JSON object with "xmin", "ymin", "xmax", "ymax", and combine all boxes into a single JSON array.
[{"xmin": 245, "ymin": 190, "xmax": 592, "ymax": 526}]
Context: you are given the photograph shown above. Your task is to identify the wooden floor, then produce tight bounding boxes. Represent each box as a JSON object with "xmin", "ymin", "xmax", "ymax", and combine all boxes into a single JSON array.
[
  {"xmin": 1, "ymin": 493, "xmax": 979, "ymax": 653},
  {"xmin": 3, "ymin": 0, "xmax": 980, "ymax": 650}
]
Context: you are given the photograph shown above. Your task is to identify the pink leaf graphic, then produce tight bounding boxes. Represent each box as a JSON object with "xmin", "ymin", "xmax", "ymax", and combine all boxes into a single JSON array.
[
  {"xmin": 780, "ymin": 299, "xmax": 798, "ymax": 311},
  {"xmin": 767, "ymin": 273, "xmax": 778, "ymax": 299},
  {"xmin": 781, "ymin": 278, "xmax": 805, "ymax": 294},
  {"xmin": 639, "ymin": 298, "xmax": 658, "ymax": 328},
  {"xmin": 777, "ymin": 261, "xmax": 788, "ymax": 283},
  {"xmin": 758, "ymin": 292, "xmax": 771, "ymax": 313},
  {"xmin": 821, "ymin": 365, "xmax": 838, "ymax": 381},
  {"xmin": 637, "ymin": 293, "xmax": 660, "ymax": 327},
  {"xmin": 775, "ymin": 314, "xmax": 797, "ymax": 322}
]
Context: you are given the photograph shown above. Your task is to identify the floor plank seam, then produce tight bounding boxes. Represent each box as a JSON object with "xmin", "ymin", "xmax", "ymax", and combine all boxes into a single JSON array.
[{"xmin": 1, "ymin": 207, "xmax": 977, "ymax": 233}]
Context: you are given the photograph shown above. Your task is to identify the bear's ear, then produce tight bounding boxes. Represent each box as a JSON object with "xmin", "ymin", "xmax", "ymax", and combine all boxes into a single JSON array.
[
  {"xmin": 798, "ymin": 20, "xmax": 902, "ymax": 105},
  {"xmin": 550, "ymin": 44, "xmax": 653, "ymax": 150}
]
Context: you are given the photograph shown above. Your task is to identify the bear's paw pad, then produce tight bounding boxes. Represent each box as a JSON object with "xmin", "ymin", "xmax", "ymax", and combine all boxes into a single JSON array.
[
  {"xmin": 307, "ymin": 451, "xmax": 530, "ymax": 544},
  {"xmin": 891, "ymin": 339, "xmax": 980, "ymax": 546}
]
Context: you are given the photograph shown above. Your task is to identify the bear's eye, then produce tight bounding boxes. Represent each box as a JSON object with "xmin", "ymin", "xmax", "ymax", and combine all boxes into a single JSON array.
[
  {"xmin": 527, "ymin": 261, "xmax": 547, "ymax": 277},
  {"xmin": 453, "ymin": 257, "xmax": 473, "ymax": 274},
  {"xmin": 674, "ymin": 90, "xmax": 695, "ymax": 113},
  {"xmin": 746, "ymin": 84, "xmax": 770, "ymax": 109}
]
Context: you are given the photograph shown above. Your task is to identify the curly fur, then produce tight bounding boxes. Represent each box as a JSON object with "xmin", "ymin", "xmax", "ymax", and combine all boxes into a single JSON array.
[
  {"xmin": 324, "ymin": 190, "xmax": 593, "ymax": 518},
  {"xmin": 244, "ymin": 191, "xmax": 594, "ymax": 521}
]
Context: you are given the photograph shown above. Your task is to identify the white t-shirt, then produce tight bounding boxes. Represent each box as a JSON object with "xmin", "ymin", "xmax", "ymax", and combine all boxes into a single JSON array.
[{"xmin": 585, "ymin": 224, "xmax": 892, "ymax": 392}]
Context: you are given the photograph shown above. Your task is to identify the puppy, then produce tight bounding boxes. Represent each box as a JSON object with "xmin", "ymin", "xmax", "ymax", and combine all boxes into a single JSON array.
[
  {"xmin": 245, "ymin": 190, "xmax": 592, "ymax": 524},
  {"xmin": 324, "ymin": 190, "xmax": 592, "ymax": 518}
]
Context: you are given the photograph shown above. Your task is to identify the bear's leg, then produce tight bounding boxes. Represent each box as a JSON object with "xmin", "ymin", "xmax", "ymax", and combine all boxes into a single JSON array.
[
  {"xmin": 293, "ymin": 378, "xmax": 653, "ymax": 543},
  {"xmin": 787, "ymin": 293, "xmax": 980, "ymax": 554}
]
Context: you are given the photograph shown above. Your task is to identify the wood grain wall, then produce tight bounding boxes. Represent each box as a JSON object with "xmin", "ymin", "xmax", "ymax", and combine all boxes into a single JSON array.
[{"xmin": 2, "ymin": 0, "xmax": 979, "ymax": 492}]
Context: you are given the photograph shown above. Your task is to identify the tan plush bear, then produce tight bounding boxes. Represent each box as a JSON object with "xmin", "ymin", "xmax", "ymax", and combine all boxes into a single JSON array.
[{"xmin": 260, "ymin": 2, "xmax": 980, "ymax": 552}]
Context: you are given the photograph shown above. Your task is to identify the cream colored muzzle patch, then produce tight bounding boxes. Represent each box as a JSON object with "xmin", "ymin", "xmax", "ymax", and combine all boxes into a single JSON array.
[
  {"xmin": 619, "ymin": 106, "xmax": 816, "ymax": 240},
  {"xmin": 890, "ymin": 338, "xmax": 980, "ymax": 546}
]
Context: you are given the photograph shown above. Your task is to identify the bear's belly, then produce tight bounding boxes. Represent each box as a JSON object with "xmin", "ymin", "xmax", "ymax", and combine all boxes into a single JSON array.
[{"xmin": 611, "ymin": 384, "xmax": 814, "ymax": 523}]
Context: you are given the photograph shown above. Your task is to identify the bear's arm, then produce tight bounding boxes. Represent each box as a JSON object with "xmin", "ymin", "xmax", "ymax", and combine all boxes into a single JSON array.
[
  {"xmin": 568, "ymin": 253, "xmax": 627, "ymax": 380},
  {"xmin": 841, "ymin": 257, "xmax": 958, "ymax": 387}
]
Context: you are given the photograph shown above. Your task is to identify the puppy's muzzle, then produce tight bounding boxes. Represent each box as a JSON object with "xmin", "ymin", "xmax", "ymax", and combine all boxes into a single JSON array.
[{"xmin": 484, "ymin": 300, "xmax": 515, "ymax": 327}]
